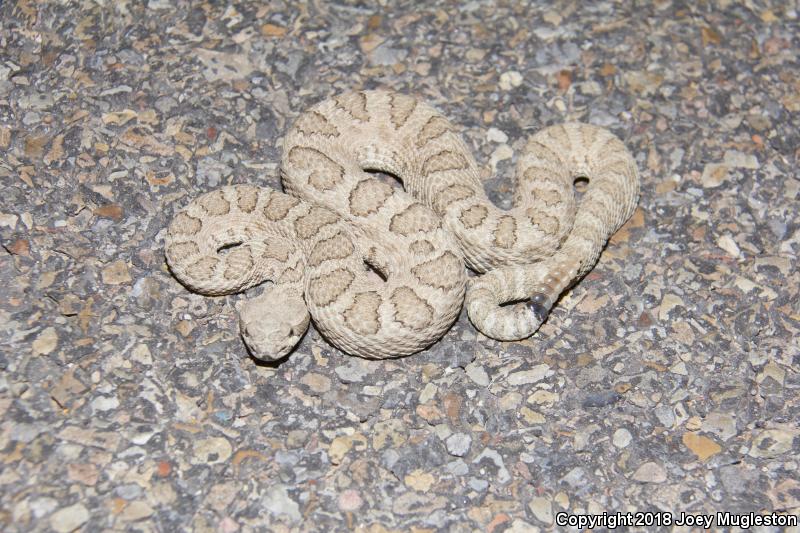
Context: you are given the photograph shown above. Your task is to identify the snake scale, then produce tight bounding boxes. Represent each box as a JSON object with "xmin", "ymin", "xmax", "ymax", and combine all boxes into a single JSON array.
[{"xmin": 165, "ymin": 91, "xmax": 639, "ymax": 360}]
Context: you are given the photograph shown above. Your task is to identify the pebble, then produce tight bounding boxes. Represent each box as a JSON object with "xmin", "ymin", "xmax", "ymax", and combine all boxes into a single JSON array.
[
  {"xmin": 472, "ymin": 448, "xmax": 510, "ymax": 484},
  {"xmin": 445, "ymin": 432, "xmax": 472, "ymax": 457},
  {"xmin": 262, "ymin": 485, "xmax": 301, "ymax": 523},
  {"xmin": 101, "ymin": 260, "xmax": 132, "ymax": 285},
  {"xmin": 654, "ymin": 405, "xmax": 676, "ymax": 428},
  {"xmin": 91, "ymin": 395, "xmax": 120, "ymax": 411},
  {"xmin": 486, "ymin": 127, "xmax": 508, "ymax": 143},
  {"xmin": 31, "ymin": 327, "xmax": 58, "ymax": 356},
  {"xmin": 560, "ymin": 467, "xmax": 586, "ymax": 488},
  {"xmin": 338, "ymin": 489, "xmax": 363, "ymax": 512},
  {"xmin": 507, "ymin": 364, "xmax": 551, "ymax": 386},
  {"xmin": 49, "ymin": 503, "xmax": 89, "ymax": 533},
  {"xmin": 300, "ymin": 372, "xmax": 331, "ymax": 394},
  {"xmin": 465, "ymin": 363, "xmax": 490, "ymax": 387},
  {"xmin": 468, "ymin": 478, "xmax": 489, "ymax": 491},
  {"xmin": 446, "ymin": 459, "xmax": 469, "ymax": 476},
  {"xmin": 404, "ymin": 469, "xmax": 435, "ymax": 492},
  {"xmin": 119, "ymin": 500, "xmax": 153, "ymax": 521},
  {"xmin": 419, "ymin": 382, "xmax": 438, "ymax": 403},
  {"xmin": 334, "ymin": 359, "xmax": 371, "ymax": 383},
  {"xmin": 193, "ymin": 437, "xmax": 232, "ymax": 464},
  {"xmin": 499, "ymin": 70, "xmax": 523, "ymax": 90},
  {"xmin": 507, "ymin": 519, "xmax": 540, "ymax": 533},
  {"xmin": 30, "ymin": 497, "xmax": 57, "ymax": 518},
  {"xmin": 612, "ymin": 428, "xmax": 632, "ymax": 448},
  {"xmin": 528, "ymin": 496, "xmax": 553, "ymax": 525},
  {"xmin": 723, "ymin": 149, "xmax": 759, "ymax": 169},
  {"xmin": 682, "ymin": 432, "xmax": 722, "ymax": 461},
  {"xmin": 717, "ymin": 234, "xmax": 742, "ymax": 259},
  {"xmin": 702, "ymin": 412, "xmax": 737, "ymax": 441},
  {"xmin": 748, "ymin": 429, "xmax": 796, "ymax": 458},
  {"xmin": 631, "ymin": 462, "xmax": 667, "ymax": 483},
  {"xmin": 700, "ymin": 163, "xmax": 729, "ymax": 187}
]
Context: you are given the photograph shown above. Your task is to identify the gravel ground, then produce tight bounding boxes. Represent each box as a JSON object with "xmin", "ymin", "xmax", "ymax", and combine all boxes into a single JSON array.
[{"xmin": 1, "ymin": 1, "xmax": 798, "ymax": 531}]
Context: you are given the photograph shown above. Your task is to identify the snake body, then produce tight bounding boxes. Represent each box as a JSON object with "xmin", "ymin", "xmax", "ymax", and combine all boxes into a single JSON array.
[{"xmin": 165, "ymin": 91, "xmax": 639, "ymax": 359}]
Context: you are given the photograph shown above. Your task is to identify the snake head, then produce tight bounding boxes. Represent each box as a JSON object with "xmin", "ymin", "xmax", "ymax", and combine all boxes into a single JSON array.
[{"xmin": 237, "ymin": 286, "xmax": 310, "ymax": 361}]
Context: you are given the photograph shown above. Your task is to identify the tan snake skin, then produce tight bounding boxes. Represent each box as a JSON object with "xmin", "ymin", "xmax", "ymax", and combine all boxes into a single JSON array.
[{"xmin": 165, "ymin": 90, "xmax": 639, "ymax": 359}]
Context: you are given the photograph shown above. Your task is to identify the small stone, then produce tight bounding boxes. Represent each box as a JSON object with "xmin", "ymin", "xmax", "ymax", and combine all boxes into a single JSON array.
[
  {"xmin": 769, "ymin": 479, "xmax": 800, "ymax": 509},
  {"xmin": 49, "ymin": 503, "xmax": 89, "ymax": 533},
  {"xmin": 0, "ymin": 212, "xmax": 18, "ymax": 229},
  {"xmin": 682, "ymin": 432, "xmax": 722, "ymax": 461},
  {"xmin": 748, "ymin": 429, "xmax": 796, "ymax": 458},
  {"xmin": 654, "ymin": 405, "xmax": 675, "ymax": 427},
  {"xmin": 91, "ymin": 395, "xmax": 120, "ymax": 412},
  {"xmin": 445, "ymin": 432, "xmax": 472, "ymax": 457},
  {"xmin": 631, "ymin": 462, "xmax": 667, "ymax": 483},
  {"xmin": 32, "ymin": 327, "xmax": 58, "ymax": 356},
  {"xmin": 520, "ymin": 407, "xmax": 545, "ymax": 424},
  {"xmin": 465, "ymin": 363, "xmax": 490, "ymax": 387},
  {"xmin": 404, "ymin": 469, "xmax": 435, "ymax": 492},
  {"xmin": 175, "ymin": 320, "xmax": 194, "ymax": 337},
  {"xmin": 67, "ymin": 463, "xmax": 99, "ymax": 486},
  {"xmin": 507, "ymin": 519, "xmax": 540, "ymax": 533},
  {"xmin": 101, "ymin": 110, "xmax": 137, "ymax": 126},
  {"xmin": 486, "ymin": 127, "xmax": 508, "ymax": 143},
  {"xmin": 528, "ymin": 496, "xmax": 553, "ymax": 525},
  {"xmin": 612, "ymin": 428, "xmax": 632, "ymax": 448},
  {"xmin": 328, "ymin": 433, "xmax": 367, "ymax": 464},
  {"xmin": 700, "ymin": 163, "xmax": 729, "ymax": 187},
  {"xmin": 119, "ymin": 501, "xmax": 153, "ymax": 522},
  {"xmin": 670, "ymin": 361, "xmax": 688, "ymax": 376},
  {"xmin": 717, "ymin": 234, "xmax": 741, "ymax": 258},
  {"xmin": 658, "ymin": 293, "xmax": 683, "ymax": 320},
  {"xmin": 528, "ymin": 390, "xmax": 559, "ymax": 405},
  {"xmin": 756, "ymin": 362, "xmax": 785, "ymax": 385},
  {"xmin": 723, "ymin": 149, "xmax": 759, "ymax": 169},
  {"xmin": 337, "ymin": 489, "xmax": 363, "ymax": 512},
  {"xmin": 685, "ymin": 416, "xmax": 703, "ymax": 431},
  {"xmin": 131, "ymin": 344, "xmax": 153, "ymax": 366},
  {"xmin": 193, "ymin": 437, "xmax": 232, "ymax": 464},
  {"xmin": 489, "ymin": 143, "xmax": 514, "ymax": 172},
  {"xmin": 416, "ymin": 403, "xmax": 444, "ymax": 423},
  {"xmin": 262, "ymin": 485, "xmax": 301, "ymax": 523},
  {"xmin": 419, "ymin": 382, "xmax": 438, "ymax": 403},
  {"xmin": 93, "ymin": 204, "xmax": 124, "ymax": 220},
  {"xmin": 560, "ymin": 467, "xmax": 586, "ymax": 488},
  {"xmin": 507, "ymin": 364, "xmax": 551, "ymax": 386},
  {"xmin": 30, "ymin": 497, "xmax": 58, "ymax": 518},
  {"xmin": 499, "ymin": 70, "xmax": 523, "ymax": 90},
  {"xmin": 468, "ymin": 478, "xmax": 489, "ymax": 491},
  {"xmin": 543, "ymin": 10, "xmax": 562, "ymax": 25},
  {"xmin": 328, "ymin": 436, "xmax": 353, "ymax": 465},
  {"xmin": 261, "ymin": 23, "xmax": 288, "ymax": 37},
  {"xmin": 300, "ymin": 372, "xmax": 331, "ymax": 394},
  {"xmin": 472, "ymin": 448, "xmax": 511, "ymax": 484},
  {"xmin": 334, "ymin": 359, "xmax": 370, "ymax": 383},
  {"xmin": 446, "ymin": 459, "xmax": 469, "ymax": 476},
  {"xmin": 554, "ymin": 492, "xmax": 569, "ymax": 509},
  {"xmin": 702, "ymin": 412, "xmax": 737, "ymax": 441},
  {"xmin": 499, "ymin": 391, "xmax": 522, "ymax": 410},
  {"xmin": 219, "ymin": 517, "xmax": 239, "ymax": 533},
  {"xmin": 102, "ymin": 260, "xmax": 132, "ymax": 285},
  {"xmin": 50, "ymin": 371, "xmax": 86, "ymax": 407}
]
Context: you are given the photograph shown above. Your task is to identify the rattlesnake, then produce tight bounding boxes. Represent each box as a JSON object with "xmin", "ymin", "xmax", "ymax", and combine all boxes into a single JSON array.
[{"xmin": 165, "ymin": 90, "xmax": 639, "ymax": 360}]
